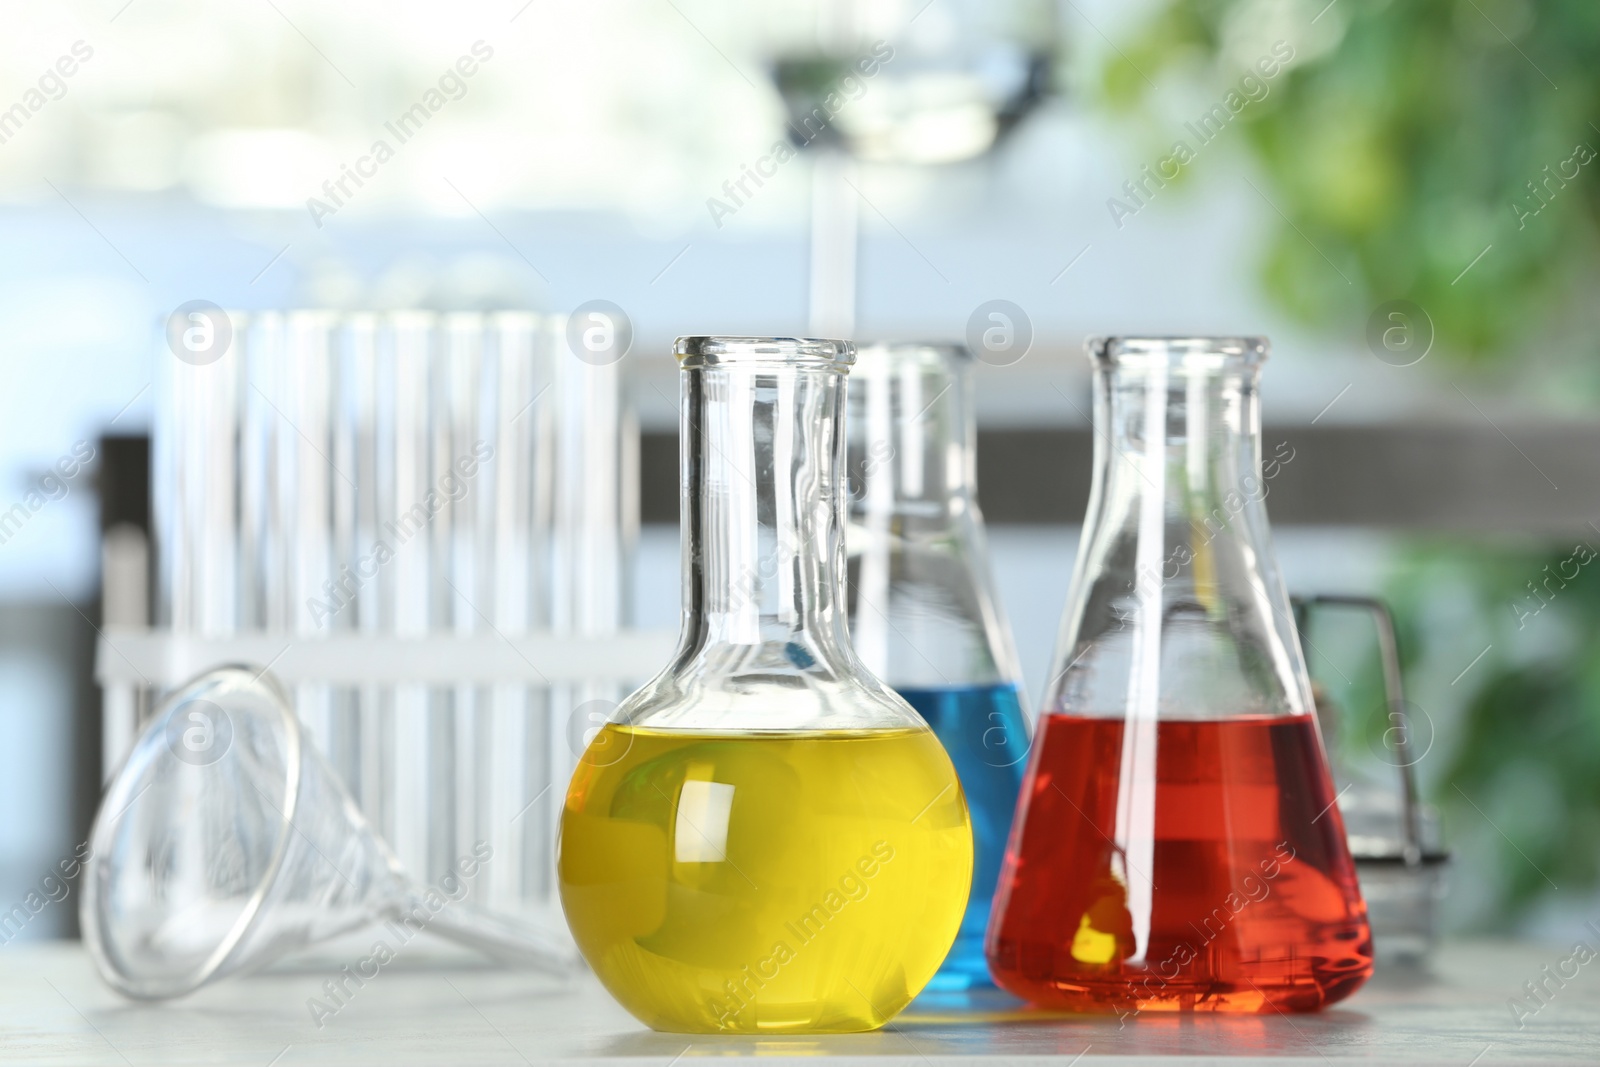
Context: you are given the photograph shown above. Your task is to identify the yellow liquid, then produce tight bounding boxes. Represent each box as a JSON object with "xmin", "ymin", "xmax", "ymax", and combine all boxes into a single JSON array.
[{"xmin": 559, "ymin": 725, "xmax": 973, "ymax": 1034}]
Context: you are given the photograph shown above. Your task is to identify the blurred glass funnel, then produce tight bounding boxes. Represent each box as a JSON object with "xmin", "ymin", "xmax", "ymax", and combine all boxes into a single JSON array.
[{"xmin": 82, "ymin": 665, "xmax": 576, "ymax": 999}]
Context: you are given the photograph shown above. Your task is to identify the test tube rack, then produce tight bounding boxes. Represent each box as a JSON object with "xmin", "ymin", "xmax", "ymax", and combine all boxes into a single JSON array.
[{"xmin": 99, "ymin": 309, "xmax": 648, "ymax": 935}]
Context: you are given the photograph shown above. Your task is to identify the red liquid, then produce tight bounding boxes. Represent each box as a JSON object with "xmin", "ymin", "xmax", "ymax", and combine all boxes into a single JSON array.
[{"xmin": 986, "ymin": 714, "xmax": 1372, "ymax": 1015}]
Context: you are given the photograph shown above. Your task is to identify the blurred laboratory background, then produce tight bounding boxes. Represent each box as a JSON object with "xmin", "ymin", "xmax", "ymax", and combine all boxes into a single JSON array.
[{"xmin": 2, "ymin": 0, "xmax": 1599, "ymax": 947}]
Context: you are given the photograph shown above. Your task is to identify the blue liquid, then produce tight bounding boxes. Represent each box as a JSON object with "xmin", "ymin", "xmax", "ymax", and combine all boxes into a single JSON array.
[{"xmin": 898, "ymin": 683, "xmax": 1030, "ymax": 990}]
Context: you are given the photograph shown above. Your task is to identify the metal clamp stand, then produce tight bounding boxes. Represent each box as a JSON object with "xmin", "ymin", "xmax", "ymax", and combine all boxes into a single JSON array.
[{"xmin": 1294, "ymin": 594, "xmax": 1450, "ymax": 962}]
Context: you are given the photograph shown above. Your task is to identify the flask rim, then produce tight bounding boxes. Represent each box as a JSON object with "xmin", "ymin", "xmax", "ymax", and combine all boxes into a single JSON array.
[
  {"xmin": 1087, "ymin": 335, "xmax": 1269, "ymax": 367},
  {"xmin": 675, "ymin": 336, "xmax": 855, "ymax": 369}
]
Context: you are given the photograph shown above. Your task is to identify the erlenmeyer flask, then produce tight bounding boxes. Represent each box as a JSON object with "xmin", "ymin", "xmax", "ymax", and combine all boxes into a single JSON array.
[
  {"xmin": 987, "ymin": 337, "xmax": 1372, "ymax": 1015},
  {"xmin": 558, "ymin": 337, "xmax": 973, "ymax": 1034},
  {"xmin": 82, "ymin": 666, "xmax": 574, "ymax": 1000},
  {"xmin": 845, "ymin": 341, "xmax": 1029, "ymax": 991}
]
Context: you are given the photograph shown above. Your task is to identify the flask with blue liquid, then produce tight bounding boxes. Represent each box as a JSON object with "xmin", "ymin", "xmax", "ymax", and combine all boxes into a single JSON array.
[{"xmin": 846, "ymin": 341, "xmax": 1030, "ymax": 991}]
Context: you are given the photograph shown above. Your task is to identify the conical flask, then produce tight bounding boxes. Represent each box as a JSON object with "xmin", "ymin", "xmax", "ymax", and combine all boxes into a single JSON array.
[
  {"xmin": 987, "ymin": 337, "xmax": 1372, "ymax": 1015},
  {"xmin": 558, "ymin": 337, "xmax": 973, "ymax": 1034},
  {"xmin": 845, "ymin": 341, "xmax": 1029, "ymax": 991},
  {"xmin": 82, "ymin": 666, "xmax": 575, "ymax": 1000}
]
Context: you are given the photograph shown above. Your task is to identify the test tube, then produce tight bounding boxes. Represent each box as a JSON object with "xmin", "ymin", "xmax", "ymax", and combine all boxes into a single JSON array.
[
  {"xmin": 441, "ymin": 312, "xmax": 485, "ymax": 885},
  {"xmin": 238, "ymin": 313, "xmax": 277, "ymax": 633},
  {"xmin": 382, "ymin": 311, "xmax": 436, "ymax": 882},
  {"xmin": 481, "ymin": 312, "xmax": 545, "ymax": 912},
  {"xmin": 284, "ymin": 311, "xmax": 337, "ymax": 763},
  {"xmin": 155, "ymin": 313, "xmax": 242, "ymax": 637},
  {"xmin": 341, "ymin": 313, "xmax": 384, "ymax": 820},
  {"xmin": 150, "ymin": 307, "xmax": 237, "ymax": 796}
]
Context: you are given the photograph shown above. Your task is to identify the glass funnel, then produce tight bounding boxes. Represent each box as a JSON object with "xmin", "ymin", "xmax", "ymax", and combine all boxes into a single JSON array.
[
  {"xmin": 558, "ymin": 337, "xmax": 972, "ymax": 1034},
  {"xmin": 82, "ymin": 665, "xmax": 575, "ymax": 1001},
  {"xmin": 986, "ymin": 337, "xmax": 1372, "ymax": 1016},
  {"xmin": 845, "ymin": 342, "xmax": 1028, "ymax": 991}
]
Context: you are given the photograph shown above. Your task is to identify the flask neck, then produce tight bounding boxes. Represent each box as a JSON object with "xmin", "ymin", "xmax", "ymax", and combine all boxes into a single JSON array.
[
  {"xmin": 849, "ymin": 350, "xmax": 976, "ymax": 513},
  {"xmin": 1095, "ymin": 355, "xmax": 1266, "ymax": 510},
  {"xmin": 847, "ymin": 346, "xmax": 1023, "ymax": 690},
  {"xmin": 678, "ymin": 364, "xmax": 853, "ymax": 659},
  {"xmin": 1051, "ymin": 339, "xmax": 1311, "ymax": 720}
]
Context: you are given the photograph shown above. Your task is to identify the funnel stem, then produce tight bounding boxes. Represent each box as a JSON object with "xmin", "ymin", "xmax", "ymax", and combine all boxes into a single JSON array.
[{"xmin": 393, "ymin": 894, "xmax": 578, "ymax": 975}]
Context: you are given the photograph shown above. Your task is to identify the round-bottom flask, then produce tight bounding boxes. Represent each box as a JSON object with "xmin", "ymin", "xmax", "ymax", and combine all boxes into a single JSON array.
[
  {"xmin": 560, "ymin": 337, "xmax": 973, "ymax": 1034},
  {"xmin": 987, "ymin": 337, "xmax": 1372, "ymax": 1015},
  {"xmin": 847, "ymin": 342, "xmax": 1029, "ymax": 991}
]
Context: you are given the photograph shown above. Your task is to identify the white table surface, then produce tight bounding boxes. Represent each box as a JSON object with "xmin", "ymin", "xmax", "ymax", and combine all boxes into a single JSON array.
[{"xmin": 1, "ymin": 940, "xmax": 1594, "ymax": 1065}]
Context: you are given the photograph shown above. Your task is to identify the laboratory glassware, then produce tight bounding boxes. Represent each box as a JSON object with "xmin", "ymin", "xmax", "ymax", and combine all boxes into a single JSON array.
[
  {"xmin": 846, "ymin": 341, "xmax": 1028, "ymax": 990},
  {"xmin": 1294, "ymin": 595, "xmax": 1449, "ymax": 964},
  {"xmin": 82, "ymin": 665, "xmax": 575, "ymax": 1000},
  {"xmin": 987, "ymin": 336, "xmax": 1373, "ymax": 1014},
  {"xmin": 141, "ymin": 309, "xmax": 633, "ymax": 942},
  {"xmin": 558, "ymin": 337, "xmax": 973, "ymax": 1034}
]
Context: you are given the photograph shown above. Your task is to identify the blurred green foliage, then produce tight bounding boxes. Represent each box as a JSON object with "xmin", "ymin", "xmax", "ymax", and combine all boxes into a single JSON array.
[
  {"xmin": 1380, "ymin": 543, "xmax": 1600, "ymax": 920},
  {"xmin": 1105, "ymin": 1, "xmax": 1600, "ymax": 924},
  {"xmin": 1104, "ymin": 0, "xmax": 1600, "ymax": 362}
]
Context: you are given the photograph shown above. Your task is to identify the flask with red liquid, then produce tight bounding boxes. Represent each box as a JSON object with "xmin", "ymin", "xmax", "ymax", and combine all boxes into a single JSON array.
[{"xmin": 986, "ymin": 336, "xmax": 1372, "ymax": 1016}]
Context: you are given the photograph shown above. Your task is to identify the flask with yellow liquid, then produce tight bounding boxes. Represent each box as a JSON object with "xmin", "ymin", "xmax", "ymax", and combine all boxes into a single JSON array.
[{"xmin": 559, "ymin": 336, "xmax": 973, "ymax": 1034}]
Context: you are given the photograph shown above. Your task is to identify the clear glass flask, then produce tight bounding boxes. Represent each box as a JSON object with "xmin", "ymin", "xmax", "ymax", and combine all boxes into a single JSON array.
[
  {"xmin": 987, "ymin": 337, "xmax": 1372, "ymax": 1015},
  {"xmin": 558, "ymin": 337, "xmax": 973, "ymax": 1034},
  {"xmin": 845, "ymin": 342, "xmax": 1028, "ymax": 991}
]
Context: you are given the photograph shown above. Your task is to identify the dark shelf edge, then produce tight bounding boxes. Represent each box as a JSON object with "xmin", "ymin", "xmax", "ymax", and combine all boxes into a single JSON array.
[{"xmin": 641, "ymin": 425, "xmax": 1600, "ymax": 532}]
